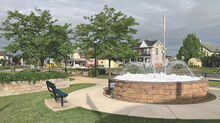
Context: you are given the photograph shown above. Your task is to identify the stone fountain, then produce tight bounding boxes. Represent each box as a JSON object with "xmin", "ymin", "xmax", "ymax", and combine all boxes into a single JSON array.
[{"xmin": 108, "ymin": 60, "xmax": 209, "ymax": 104}]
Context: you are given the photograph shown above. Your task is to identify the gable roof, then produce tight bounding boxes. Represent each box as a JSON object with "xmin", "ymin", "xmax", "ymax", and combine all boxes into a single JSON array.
[
  {"xmin": 136, "ymin": 42, "xmax": 142, "ymax": 47},
  {"xmin": 0, "ymin": 52, "xmax": 5, "ymax": 56},
  {"xmin": 136, "ymin": 40, "xmax": 161, "ymax": 48},
  {"xmin": 201, "ymin": 42, "xmax": 219, "ymax": 52},
  {"xmin": 144, "ymin": 40, "xmax": 158, "ymax": 46}
]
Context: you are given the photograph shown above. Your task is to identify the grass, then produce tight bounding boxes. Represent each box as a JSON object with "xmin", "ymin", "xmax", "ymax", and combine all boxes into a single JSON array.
[
  {"xmin": 69, "ymin": 78, "xmax": 75, "ymax": 81},
  {"xmin": 191, "ymin": 67, "xmax": 219, "ymax": 74},
  {"xmin": 86, "ymin": 74, "xmax": 117, "ymax": 79},
  {"xmin": 209, "ymin": 80, "xmax": 220, "ymax": 87},
  {"xmin": 0, "ymin": 83, "xmax": 220, "ymax": 123}
]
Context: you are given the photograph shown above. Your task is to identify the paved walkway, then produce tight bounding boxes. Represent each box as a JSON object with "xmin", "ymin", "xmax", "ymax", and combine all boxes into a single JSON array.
[{"xmin": 67, "ymin": 76, "xmax": 220, "ymax": 119}]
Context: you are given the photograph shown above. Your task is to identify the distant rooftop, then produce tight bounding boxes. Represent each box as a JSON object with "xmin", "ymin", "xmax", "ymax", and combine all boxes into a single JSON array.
[
  {"xmin": 0, "ymin": 52, "xmax": 5, "ymax": 56},
  {"xmin": 201, "ymin": 42, "xmax": 220, "ymax": 52},
  {"xmin": 136, "ymin": 40, "xmax": 159, "ymax": 48}
]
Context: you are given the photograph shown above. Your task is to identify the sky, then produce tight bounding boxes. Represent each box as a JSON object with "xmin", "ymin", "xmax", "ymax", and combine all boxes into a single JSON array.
[{"xmin": 0, "ymin": 0, "xmax": 220, "ymax": 56}]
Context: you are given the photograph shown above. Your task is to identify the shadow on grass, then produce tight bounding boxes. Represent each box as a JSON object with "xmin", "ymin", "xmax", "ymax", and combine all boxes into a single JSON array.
[{"xmin": 0, "ymin": 103, "xmax": 12, "ymax": 112}]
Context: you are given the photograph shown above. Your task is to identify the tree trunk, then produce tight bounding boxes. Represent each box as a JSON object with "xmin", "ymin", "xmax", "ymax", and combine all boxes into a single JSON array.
[
  {"xmin": 108, "ymin": 59, "xmax": 111, "ymax": 76},
  {"xmin": 39, "ymin": 58, "xmax": 44, "ymax": 72},
  {"xmin": 11, "ymin": 64, "xmax": 15, "ymax": 73},
  {"xmin": 64, "ymin": 60, "xmax": 67, "ymax": 73},
  {"xmin": 48, "ymin": 59, "xmax": 50, "ymax": 72}
]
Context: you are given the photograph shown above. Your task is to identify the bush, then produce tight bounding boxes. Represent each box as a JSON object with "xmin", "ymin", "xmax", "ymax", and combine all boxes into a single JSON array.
[
  {"xmin": 201, "ymin": 54, "xmax": 220, "ymax": 67},
  {"xmin": 97, "ymin": 68, "xmax": 106, "ymax": 75},
  {"xmin": 88, "ymin": 69, "xmax": 99, "ymax": 77},
  {"xmin": 0, "ymin": 65, "xmax": 10, "ymax": 70},
  {"xmin": 0, "ymin": 69, "xmax": 67, "ymax": 84},
  {"xmin": 69, "ymin": 78, "xmax": 75, "ymax": 81},
  {"xmin": 67, "ymin": 68, "xmax": 88, "ymax": 72}
]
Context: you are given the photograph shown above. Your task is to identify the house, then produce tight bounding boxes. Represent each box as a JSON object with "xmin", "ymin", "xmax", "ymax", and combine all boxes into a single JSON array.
[
  {"xmin": 0, "ymin": 52, "xmax": 8, "ymax": 60},
  {"xmin": 188, "ymin": 58, "xmax": 202, "ymax": 67},
  {"xmin": 98, "ymin": 59, "xmax": 123, "ymax": 68},
  {"xmin": 67, "ymin": 50, "xmax": 87, "ymax": 68},
  {"xmin": 0, "ymin": 52, "xmax": 12, "ymax": 65},
  {"xmin": 201, "ymin": 42, "xmax": 220, "ymax": 56},
  {"xmin": 135, "ymin": 40, "xmax": 167, "ymax": 65}
]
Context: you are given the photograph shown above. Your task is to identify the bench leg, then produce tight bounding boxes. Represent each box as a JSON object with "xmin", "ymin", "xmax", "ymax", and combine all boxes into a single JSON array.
[{"xmin": 61, "ymin": 97, "xmax": 63, "ymax": 107}]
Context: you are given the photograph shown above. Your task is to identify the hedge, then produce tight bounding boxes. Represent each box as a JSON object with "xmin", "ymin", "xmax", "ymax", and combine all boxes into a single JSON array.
[
  {"xmin": 88, "ymin": 68, "xmax": 106, "ymax": 77},
  {"xmin": 67, "ymin": 68, "xmax": 89, "ymax": 72},
  {"xmin": 0, "ymin": 69, "xmax": 67, "ymax": 84}
]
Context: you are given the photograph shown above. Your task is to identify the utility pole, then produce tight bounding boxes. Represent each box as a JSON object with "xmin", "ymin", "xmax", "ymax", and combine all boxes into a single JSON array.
[
  {"xmin": 148, "ymin": 34, "xmax": 151, "ymax": 40},
  {"xmin": 94, "ymin": 43, "xmax": 97, "ymax": 77},
  {"xmin": 163, "ymin": 12, "xmax": 166, "ymax": 65}
]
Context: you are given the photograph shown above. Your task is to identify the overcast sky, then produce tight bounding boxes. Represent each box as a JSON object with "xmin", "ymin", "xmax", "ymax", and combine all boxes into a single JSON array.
[{"xmin": 0, "ymin": 0, "xmax": 220, "ymax": 56}]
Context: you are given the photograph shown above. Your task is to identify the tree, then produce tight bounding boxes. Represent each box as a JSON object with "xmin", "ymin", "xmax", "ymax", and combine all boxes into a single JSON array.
[
  {"xmin": 0, "ymin": 8, "xmax": 74, "ymax": 71},
  {"xmin": 176, "ymin": 34, "xmax": 204, "ymax": 62},
  {"xmin": 0, "ymin": 59, "xmax": 6, "ymax": 66},
  {"xmin": 46, "ymin": 24, "xmax": 74, "ymax": 72},
  {"xmin": 201, "ymin": 53, "xmax": 220, "ymax": 67},
  {"xmin": 74, "ymin": 5, "xmax": 139, "ymax": 74}
]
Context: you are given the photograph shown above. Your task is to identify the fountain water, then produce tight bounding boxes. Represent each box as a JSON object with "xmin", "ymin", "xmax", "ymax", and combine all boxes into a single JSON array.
[{"xmin": 118, "ymin": 60, "xmax": 201, "ymax": 82}]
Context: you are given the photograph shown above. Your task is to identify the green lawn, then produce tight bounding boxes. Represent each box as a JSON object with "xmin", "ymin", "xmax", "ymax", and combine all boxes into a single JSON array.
[
  {"xmin": 209, "ymin": 80, "xmax": 220, "ymax": 87},
  {"xmin": 191, "ymin": 67, "xmax": 219, "ymax": 74},
  {"xmin": 69, "ymin": 77, "xmax": 75, "ymax": 81},
  {"xmin": 0, "ymin": 83, "xmax": 220, "ymax": 123},
  {"xmin": 86, "ymin": 74, "xmax": 117, "ymax": 79}
]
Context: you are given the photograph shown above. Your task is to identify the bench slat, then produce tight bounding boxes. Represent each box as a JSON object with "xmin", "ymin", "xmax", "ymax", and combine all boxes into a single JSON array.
[{"xmin": 55, "ymin": 89, "xmax": 68, "ymax": 97}]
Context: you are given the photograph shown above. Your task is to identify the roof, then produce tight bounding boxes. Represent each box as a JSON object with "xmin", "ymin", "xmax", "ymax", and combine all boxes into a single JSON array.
[
  {"xmin": 136, "ymin": 40, "xmax": 160, "ymax": 48},
  {"xmin": 0, "ymin": 52, "xmax": 5, "ymax": 56},
  {"xmin": 189, "ymin": 58, "xmax": 201, "ymax": 62},
  {"xmin": 201, "ymin": 42, "xmax": 219, "ymax": 52},
  {"xmin": 136, "ymin": 42, "xmax": 142, "ymax": 47},
  {"xmin": 195, "ymin": 58, "xmax": 201, "ymax": 62},
  {"xmin": 144, "ymin": 40, "xmax": 158, "ymax": 46}
]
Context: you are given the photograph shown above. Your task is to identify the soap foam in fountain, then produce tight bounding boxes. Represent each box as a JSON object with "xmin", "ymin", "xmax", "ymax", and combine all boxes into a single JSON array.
[{"xmin": 115, "ymin": 60, "xmax": 203, "ymax": 82}]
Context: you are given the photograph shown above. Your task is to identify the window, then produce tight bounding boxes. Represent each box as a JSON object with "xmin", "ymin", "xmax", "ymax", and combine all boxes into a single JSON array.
[
  {"xmin": 156, "ymin": 48, "xmax": 158, "ymax": 55},
  {"xmin": 143, "ymin": 48, "xmax": 150, "ymax": 54}
]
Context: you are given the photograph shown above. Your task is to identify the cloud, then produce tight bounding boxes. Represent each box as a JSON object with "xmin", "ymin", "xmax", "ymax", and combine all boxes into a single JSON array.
[{"xmin": 0, "ymin": 0, "xmax": 220, "ymax": 56}]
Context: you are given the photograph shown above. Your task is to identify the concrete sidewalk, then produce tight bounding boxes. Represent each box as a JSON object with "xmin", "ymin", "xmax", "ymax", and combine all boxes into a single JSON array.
[{"xmin": 66, "ymin": 76, "xmax": 220, "ymax": 119}]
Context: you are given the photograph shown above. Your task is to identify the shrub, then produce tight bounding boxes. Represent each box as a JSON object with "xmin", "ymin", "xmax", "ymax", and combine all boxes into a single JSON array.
[
  {"xmin": 69, "ymin": 78, "xmax": 75, "ymax": 81},
  {"xmin": 67, "ymin": 68, "xmax": 88, "ymax": 72},
  {"xmin": 88, "ymin": 69, "xmax": 99, "ymax": 77},
  {"xmin": 0, "ymin": 65, "xmax": 10, "ymax": 70},
  {"xmin": 97, "ymin": 68, "xmax": 106, "ymax": 75},
  {"xmin": 0, "ymin": 69, "xmax": 67, "ymax": 84}
]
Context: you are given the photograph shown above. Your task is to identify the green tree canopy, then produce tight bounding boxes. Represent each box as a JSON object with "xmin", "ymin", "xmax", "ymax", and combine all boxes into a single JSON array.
[
  {"xmin": 176, "ymin": 34, "xmax": 204, "ymax": 62},
  {"xmin": 74, "ymin": 5, "xmax": 139, "ymax": 68},
  {"xmin": 0, "ymin": 8, "xmax": 74, "ymax": 68}
]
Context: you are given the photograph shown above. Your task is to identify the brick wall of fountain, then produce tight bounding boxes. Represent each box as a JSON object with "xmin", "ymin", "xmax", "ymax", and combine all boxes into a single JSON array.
[{"xmin": 109, "ymin": 78, "xmax": 208, "ymax": 104}]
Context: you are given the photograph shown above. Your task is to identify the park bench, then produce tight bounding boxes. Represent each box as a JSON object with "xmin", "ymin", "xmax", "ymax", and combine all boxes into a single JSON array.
[{"xmin": 46, "ymin": 81, "xmax": 68, "ymax": 107}]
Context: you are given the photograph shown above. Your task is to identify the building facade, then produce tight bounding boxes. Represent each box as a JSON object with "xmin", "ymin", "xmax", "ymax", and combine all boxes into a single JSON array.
[
  {"xmin": 98, "ymin": 59, "xmax": 123, "ymax": 68},
  {"xmin": 201, "ymin": 42, "xmax": 220, "ymax": 56},
  {"xmin": 135, "ymin": 40, "xmax": 165, "ymax": 65},
  {"xmin": 67, "ymin": 50, "xmax": 88, "ymax": 68},
  {"xmin": 188, "ymin": 58, "xmax": 202, "ymax": 67}
]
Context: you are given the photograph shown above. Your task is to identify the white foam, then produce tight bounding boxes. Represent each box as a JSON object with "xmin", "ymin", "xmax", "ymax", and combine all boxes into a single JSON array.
[{"xmin": 114, "ymin": 73, "xmax": 202, "ymax": 82}]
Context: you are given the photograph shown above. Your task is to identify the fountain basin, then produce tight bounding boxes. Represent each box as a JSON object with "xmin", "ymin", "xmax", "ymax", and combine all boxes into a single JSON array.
[{"xmin": 109, "ymin": 78, "xmax": 208, "ymax": 104}]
